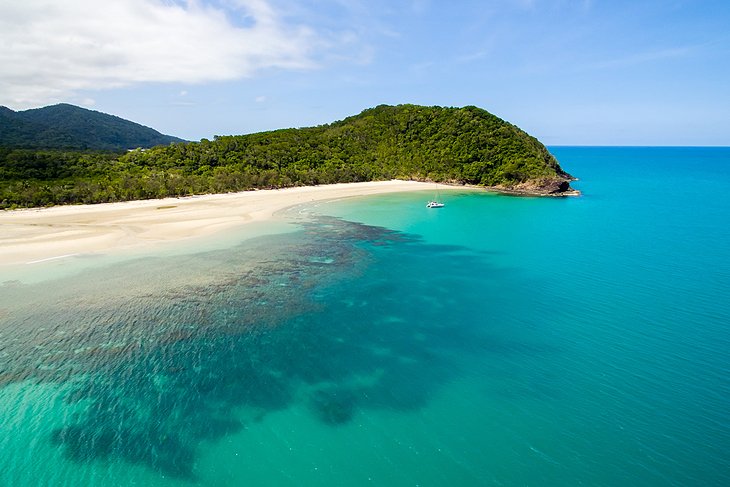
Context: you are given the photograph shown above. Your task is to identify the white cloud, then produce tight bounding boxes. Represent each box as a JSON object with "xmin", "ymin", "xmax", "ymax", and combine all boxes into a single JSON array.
[
  {"xmin": 254, "ymin": 95, "xmax": 267, "ymax": 102},
  {"xmin": 0, "ymin": 0, "xmax": 319, "ymax": 108}
]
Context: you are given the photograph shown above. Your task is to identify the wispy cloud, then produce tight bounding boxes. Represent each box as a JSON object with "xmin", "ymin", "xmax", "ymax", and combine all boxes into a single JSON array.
[
  {"xmin": 455, "ymin": 50, "xmax": 489, "ymax": 64},
  {"xmin": 410, "ymin": 0, "xmax": 430, "ymax": 15},
  {"xmin": 512, "ymin": 0, "xmax": 536, "ymax": 11},
  {"xmin": 0, "ymin": 0, "xmax": 320, "ymax": 108},
  {"xmin": 409, "ymin": 60, "xmax": 436, "ymax": 73},
  {"xmin": 585, "ymin": 46, "xmax": 692, "ymax": 70}
]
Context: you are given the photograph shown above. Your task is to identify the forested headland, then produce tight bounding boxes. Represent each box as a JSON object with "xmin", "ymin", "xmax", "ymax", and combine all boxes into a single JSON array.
[{"xmin": 0, "ymin": 104, "xmax": 575, "ymax": 209}]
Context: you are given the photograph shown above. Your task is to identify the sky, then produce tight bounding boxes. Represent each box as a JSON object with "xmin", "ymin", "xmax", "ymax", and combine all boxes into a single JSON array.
[{"xmin": 1, "ymin": 0, "xmax": 729, "ymax": 145}]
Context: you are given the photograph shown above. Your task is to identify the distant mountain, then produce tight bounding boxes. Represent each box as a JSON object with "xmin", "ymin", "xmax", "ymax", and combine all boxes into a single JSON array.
[{"xmin": 0, "ymin": 104, "xmax": 184, "ymax": 150}]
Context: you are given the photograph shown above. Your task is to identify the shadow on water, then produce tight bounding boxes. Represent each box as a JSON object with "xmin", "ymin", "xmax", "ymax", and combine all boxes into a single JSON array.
[{"xmin": 0, "ymin": 215, "xmax": 540, "ymax": 480}]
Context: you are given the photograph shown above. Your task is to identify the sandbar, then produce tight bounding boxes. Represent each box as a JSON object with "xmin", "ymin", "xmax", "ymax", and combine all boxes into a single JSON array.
[{"xmin": 0, "ymin": 181, "xmax": 459, "ymax": 267}]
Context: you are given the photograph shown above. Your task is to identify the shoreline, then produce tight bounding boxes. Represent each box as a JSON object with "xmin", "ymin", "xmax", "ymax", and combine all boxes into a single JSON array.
[
  {"xmin": 434, "ymin": 177, "xmax": 581, "ymax": 197},
  {"xmin": 0, "ymin": 180, "xmax": 464, "ymax": 268},
  {"xmin": 442, "ymin": 182, "xmax": 581, "ymax": 197}
]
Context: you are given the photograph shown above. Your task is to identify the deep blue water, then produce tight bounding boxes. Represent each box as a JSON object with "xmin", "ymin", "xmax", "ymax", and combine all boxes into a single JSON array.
[{"xmin": 0, "ymin": 147, "xmax": 729, "ymax": 485}]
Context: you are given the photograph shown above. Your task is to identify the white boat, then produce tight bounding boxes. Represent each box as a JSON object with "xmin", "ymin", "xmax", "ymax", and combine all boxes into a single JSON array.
[{"xmin": 426, "ymin": 187, "xmax": 445, "ymax": 208}]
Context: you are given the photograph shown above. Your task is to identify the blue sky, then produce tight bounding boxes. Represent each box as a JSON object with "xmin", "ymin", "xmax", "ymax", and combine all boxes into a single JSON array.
[{"xmin": 1, "ymin": 0, "xmax": 729, "ymax": 145}]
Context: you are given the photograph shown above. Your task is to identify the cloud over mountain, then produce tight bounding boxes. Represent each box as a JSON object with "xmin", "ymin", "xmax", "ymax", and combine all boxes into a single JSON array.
[{"xmin": 0, "ymin": 0, "xmax": 319, "ymax": 108}]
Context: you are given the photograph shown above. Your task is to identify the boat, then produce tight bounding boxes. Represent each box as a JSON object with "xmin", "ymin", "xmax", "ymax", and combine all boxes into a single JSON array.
[{"xmin": 426, "ymin": 187, "xmax": 445, "ymax": 208}]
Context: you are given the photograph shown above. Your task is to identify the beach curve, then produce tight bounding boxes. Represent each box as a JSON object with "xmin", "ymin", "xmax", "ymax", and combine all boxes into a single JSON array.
[{"xmin": 0, "ymin": 181, "xmax": 460, "ymax": 267}]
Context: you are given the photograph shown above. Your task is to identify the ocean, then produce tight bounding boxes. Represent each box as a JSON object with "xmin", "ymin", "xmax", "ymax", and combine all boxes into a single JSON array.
[{"xmin": 0, "ymin": 147, "xmax": 729, "ymax": 485}]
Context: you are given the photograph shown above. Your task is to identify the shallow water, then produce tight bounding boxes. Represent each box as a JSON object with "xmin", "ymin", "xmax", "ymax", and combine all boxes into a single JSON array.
[{"xmin": 1, "ymin": 147, "xmax": 729, "ymax": 485}]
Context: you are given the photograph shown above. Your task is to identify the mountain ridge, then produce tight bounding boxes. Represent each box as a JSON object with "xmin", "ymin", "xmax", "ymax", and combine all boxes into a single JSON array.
[{"xmin": 0, "ymin": 103, "xmax": 184, "ymax": 150}]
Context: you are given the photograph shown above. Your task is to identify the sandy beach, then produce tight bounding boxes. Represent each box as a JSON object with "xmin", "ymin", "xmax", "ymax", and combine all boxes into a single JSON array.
[{"xmin": 0, "ymin": 180, "xmax": 458, "ymax": 267}]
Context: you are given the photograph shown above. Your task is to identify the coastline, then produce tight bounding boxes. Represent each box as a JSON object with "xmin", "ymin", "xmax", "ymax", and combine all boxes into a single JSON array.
[
  {"xmin": 445, "ymin": 182, "xmax": 581, "ymax": 197},
  {"xmin": 0, "ymin": 180, "xmax": 462, "ymax": 268},
  {"xmin": 415, "ymin": 176, "xmax": 581, "ymax": 197}
]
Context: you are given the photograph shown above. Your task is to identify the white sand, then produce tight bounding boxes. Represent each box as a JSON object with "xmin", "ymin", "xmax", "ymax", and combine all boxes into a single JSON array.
[{"xmin": 0, "ymin": 181, "xmax": 459, "ymax": 267}]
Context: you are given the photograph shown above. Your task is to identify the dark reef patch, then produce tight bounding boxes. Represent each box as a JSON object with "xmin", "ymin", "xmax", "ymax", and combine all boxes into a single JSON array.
[
  {"xmin": 0, "ymin": 215, "xmax": 516, "ymax": 479},
  {"xmin": 310, "ymin": 387, "xmax": 358, "ymax": 425}
]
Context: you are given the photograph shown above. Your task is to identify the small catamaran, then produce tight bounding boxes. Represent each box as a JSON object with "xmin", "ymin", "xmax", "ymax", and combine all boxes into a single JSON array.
[{"xmin": 426, "ymin": 188, "xmax": 445, "ymax": 208}]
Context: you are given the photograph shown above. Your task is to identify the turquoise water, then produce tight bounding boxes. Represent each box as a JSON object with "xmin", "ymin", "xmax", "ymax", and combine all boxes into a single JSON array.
[{"xmin": 1, "ymin": 147, "xmax": 729, "ymax": 485}]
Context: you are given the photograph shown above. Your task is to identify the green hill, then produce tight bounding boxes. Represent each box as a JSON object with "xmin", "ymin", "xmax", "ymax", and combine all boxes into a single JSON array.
[
  {"xmin": 128, "ymin": 104, "xmax": 574, "ymax": 190},
  {"xmin": 0, "ymin": 103, "xmax": 184, "ymax": 150},
  {"xmin": 0, "ymin": 104, "xmax": 575, "ymax": 209}
]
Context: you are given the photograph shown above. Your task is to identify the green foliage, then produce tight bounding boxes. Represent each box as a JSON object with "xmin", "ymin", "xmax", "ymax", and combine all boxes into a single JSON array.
[
  {"xmin": 0, "ymin": 104, "xmax": 570, "ymax": 209},
  {"xmin": 0, "ymin": 103, "xmax": 183, "ymax": 150}
]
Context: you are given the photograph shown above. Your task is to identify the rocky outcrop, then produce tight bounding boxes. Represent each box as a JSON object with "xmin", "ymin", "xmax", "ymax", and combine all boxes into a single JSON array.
[{"xmin": 492, "ymin": 176, "xmax": 580, "ymax": 196}]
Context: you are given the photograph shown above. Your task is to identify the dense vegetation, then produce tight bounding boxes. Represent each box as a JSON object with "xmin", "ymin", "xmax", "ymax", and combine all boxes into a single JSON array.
[
  {"xmin": 0, "ymin": 103, "xmax": 183, "ymax": 150},
  {"xmin": 0, "ymin": 104, "xmax": 572, "ymax": 209}
]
